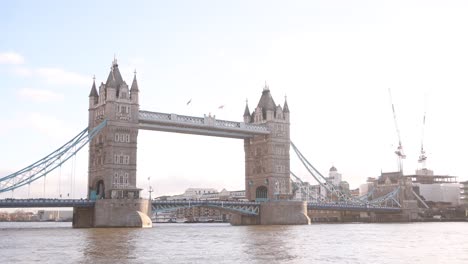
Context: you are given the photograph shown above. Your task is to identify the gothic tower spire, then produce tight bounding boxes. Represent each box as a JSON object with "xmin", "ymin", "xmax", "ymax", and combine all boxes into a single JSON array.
[
  {"xmin": 283, "ymin": 95, "xmax": 289, "ymax": 113},
  {"xmin": 130, "ymin": 69, "xmax": 139, "ymax": 92},
  {"xmin": 89, "ymin": 75, "xmax": 98, "ymax": 97}
]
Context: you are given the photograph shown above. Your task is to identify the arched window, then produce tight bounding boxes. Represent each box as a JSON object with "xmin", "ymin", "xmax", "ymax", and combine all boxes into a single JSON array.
[
  {"xmin": 256, "ymin": 186, "xmax": 268, "ymax": 201},
  {"xmin": 96, "ymin": 180, "xmax": 105, "ymax": 199}
]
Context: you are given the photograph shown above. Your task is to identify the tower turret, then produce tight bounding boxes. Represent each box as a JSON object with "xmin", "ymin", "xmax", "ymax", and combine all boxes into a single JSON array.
[
  {"xmin": 283, "ymin": 96, "xmax": 290, "ymax": 122},
  {"xmin": 256, "ymin": 83, "xmax": 276, "ymax": 121},
  {"xmin": 105, "ymin": 59, "xmax": 125, "ymax": 102},
  {"xmin": 89, "ymin": 76, "xmax": 98, "ymax": 107},
  {"xmin": 130, "ymin": 70, "xmax": 139, "ymax": 104},
  {"xmin": 98, "ymin": 83, "xmax": 106, "ymax": 104},
  {"xmin": 243, "ymin": 99, "xmax": 251, "ymax": 123}
]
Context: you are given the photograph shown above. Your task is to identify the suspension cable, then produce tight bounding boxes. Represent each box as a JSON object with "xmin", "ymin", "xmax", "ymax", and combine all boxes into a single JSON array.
[
  {"xmin": 0, "ymin": 119, "xmax": 107, "ymax": 193},
  {"xmin": 290, "ymin": 141, "xmax": 401, "ymax": 207}
]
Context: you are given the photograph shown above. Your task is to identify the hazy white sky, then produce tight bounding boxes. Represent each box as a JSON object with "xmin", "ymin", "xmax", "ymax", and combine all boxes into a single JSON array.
[{"xmin": 1, "ymin": 0, "xmax": 468, "ymax": 199}]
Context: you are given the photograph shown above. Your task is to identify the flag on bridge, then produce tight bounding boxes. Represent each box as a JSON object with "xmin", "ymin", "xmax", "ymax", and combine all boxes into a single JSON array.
[{"xmin": 218, "ymin": 105, "xmax": 224, "ymax": 109}]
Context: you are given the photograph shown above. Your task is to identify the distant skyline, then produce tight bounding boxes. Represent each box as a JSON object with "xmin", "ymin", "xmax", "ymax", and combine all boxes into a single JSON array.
[{"xmin": 2, "ymin": 1, "xmax": 468, "ymax": 199}]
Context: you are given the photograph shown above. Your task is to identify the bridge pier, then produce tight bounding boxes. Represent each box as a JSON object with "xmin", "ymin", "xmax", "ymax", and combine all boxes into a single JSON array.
[
  {"xmin": 230, "ymin": 214, "xmax": 260, "ymax": 225},
  {"xmin": 260, "ymin": 201, "xmax": 310, "ymax": 225},
  {"xmin": 73, "ymin": 207, "xmax": 95, "ymax": 228},
  {"xmin": 230, "ymin": 201, "xmax": 310, "ymax": 225},
  {"xmin": 73, "ymin": 198, "xmax": 152, "ymax": 228}
]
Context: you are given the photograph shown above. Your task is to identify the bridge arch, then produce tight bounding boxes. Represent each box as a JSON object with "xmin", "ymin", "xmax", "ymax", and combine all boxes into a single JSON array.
[
  {"xmin": 95, "ymin": 180, "xmax": 105, "ymax": 199},
  {"xmin": 255, "ymin": 186, "xmax": 268, "ymax": 201}
]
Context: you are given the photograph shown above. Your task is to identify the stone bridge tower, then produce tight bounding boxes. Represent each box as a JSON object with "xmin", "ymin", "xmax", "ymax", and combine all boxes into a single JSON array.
[
  {"xmin": 244, "ymin": 84, "xmax": 291, "ymax": 201},
  {"xmin": 88, "ymin": 59, "xmax": 140, "ymax": 200},
  {"xmin": 76, "ymin": 59, "xmax": 151, "ymax": 228}
]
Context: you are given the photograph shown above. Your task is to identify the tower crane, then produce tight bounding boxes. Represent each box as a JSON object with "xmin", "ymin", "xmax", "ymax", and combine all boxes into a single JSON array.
[
  {"xmin": 388, "ymin": 88, "xmax": 406, "ymax": 174},
  {"xmin": 418, "ymin": 96, "xmax": 428, "ymax": 169}
]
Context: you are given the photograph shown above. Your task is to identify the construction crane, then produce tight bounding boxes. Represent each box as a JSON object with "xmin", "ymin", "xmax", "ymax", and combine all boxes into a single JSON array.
[
  {"xmin": 418, "ymin": 96, "xmax": 428, "ymax": 169},
  {"xmin": 388, "ymin": 88, "xmax": 406, "ymax": 174}
]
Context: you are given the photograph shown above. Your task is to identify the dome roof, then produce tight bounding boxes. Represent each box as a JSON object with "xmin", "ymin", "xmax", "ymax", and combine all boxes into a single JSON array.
[{"xmin": 329, "ymin": 166, "xmax": 337, "ymax": 172}]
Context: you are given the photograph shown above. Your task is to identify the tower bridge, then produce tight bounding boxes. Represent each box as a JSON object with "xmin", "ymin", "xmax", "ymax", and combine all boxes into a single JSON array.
[{"xmin": 0, "ymin": 59, "xmax": 408, "ymax": 227}]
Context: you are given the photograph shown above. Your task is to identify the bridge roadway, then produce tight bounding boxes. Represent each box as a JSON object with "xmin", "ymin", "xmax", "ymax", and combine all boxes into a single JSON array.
[
  {"xmin": 138, "ymin": 110, "xmax": 270, "ymax": 139},
  {"xmin": 306, "ymin": 202, "xmax": 402, "ymax": 213},
  {"xmin": 0, "ymin": 198, "xmax": 94, "ymax": 208},
  {"xmin": 152, "ymin": 200, "xmax": 261, "ymax": 215},
  {"xmin": 153, "ymin": 200, "xmax": 402, "ymax": 214},
  {"xmin": 0, "ymin": 199, "xmax": 402, "ymax": 214}
]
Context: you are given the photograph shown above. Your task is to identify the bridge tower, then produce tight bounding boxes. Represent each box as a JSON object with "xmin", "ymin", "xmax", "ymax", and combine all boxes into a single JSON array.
[
  {"xmin": 244, "ymin": 84, "xmax": 291, "ymax": 201},
  {"xmin": 88, "ymin": 59, "xmax": 140, "ymax": 200},
  {"xmin": 75, "ymin": 59, "xmax": 151, "ymax": 228}
]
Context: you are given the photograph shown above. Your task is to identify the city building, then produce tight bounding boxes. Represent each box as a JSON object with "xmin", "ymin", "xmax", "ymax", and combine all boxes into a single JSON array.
[
  {"xmin": 406, "ymin": 169, "xmax": 460, "ymax": 206},
  {"xmin": 37, "ymin": 210, "xmax": 73, "ymax": 221},
  {"xmin": 460, "ymin": 181, "xmax": 468, "ymax": 205},
  {"xmin": 0, "ymin": 211, "xmax": 10, "ymax": 221},
  {"xmin": 6, "ymin": 210, "xmax": 38, "ymax": 221},
  {"xmin": 293, "ymin": 166, "xmax": 352, "ymax": 202},
  {"xmin": 322, "ymin": 166, "xmax": 351, "ymax": 200},
  {"xmin": 166, "ymin": 188, "xmax": 246, "ymax": 201}
]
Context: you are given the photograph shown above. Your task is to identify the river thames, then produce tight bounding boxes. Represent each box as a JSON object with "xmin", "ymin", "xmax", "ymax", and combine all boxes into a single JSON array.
[{"xmin": 1, "ymin": 222, "xmax": 467, "ymax": 263}]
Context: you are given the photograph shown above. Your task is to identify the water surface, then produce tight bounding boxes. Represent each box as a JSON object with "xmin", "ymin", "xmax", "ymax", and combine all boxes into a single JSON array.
[{"xmin": 1, "ymin": 222, "xmax": 467, "ymax": 263}]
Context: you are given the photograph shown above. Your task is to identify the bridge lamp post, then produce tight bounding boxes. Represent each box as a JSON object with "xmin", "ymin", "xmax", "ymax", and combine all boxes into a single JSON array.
[{"xmin": 147, "ymin": 177, "xmax": 153, "ymax": 200}]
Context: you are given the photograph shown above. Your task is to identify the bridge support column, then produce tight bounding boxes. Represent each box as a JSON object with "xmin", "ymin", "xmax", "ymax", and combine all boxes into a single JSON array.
[
  {"xmin": 73, "ymin": 207, "xmax": 95, "ymax": 228},
  {"xmin": 93, "ymin": 198, "xmax": 152, "ymax": 228},
  {"xmin": 260, "ymin": 201, "xmax": 310, "ymax": 225},
  {"xmin": 402, "ymin": 200, "xmax": 419, "ymax": 221},
  {"xmin": 73, "ymin": 198, "xmax": 152, "ymax": 228},
  {"xmin": 230, "ymin": 201, "xmax": 310, "ymax": 225},
  {"xmin": 230, "ymin": 214, "xmax": 260, "ymax": 225}
]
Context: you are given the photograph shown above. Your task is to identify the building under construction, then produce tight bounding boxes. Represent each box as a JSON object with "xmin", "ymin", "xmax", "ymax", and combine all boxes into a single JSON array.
[{"xmin": 358, "ymin": 89, "xmax": 465, "ymax": 221}]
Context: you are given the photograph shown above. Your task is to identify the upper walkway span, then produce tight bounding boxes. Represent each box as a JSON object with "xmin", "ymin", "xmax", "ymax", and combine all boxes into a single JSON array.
[{"xmin": 139, "ymin": 110, "xmax": 270, "ymax": 139}]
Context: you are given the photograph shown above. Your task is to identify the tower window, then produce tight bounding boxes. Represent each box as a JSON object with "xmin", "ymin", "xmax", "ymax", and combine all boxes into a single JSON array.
[{"xmin": 114, "ymin": 133, "xmax": 130, "ymax": 143}]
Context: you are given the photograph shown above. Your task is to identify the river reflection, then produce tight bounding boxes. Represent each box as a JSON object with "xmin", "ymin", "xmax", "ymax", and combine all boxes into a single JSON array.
[
  {"xmin": 80, "ymin": 228, "xmax": 138, "ymax": 264},
  {"xmin": 1, "ymin": 222, "xmax": 468, "ymax": 264},
  {"xmin": 240, "ymin": 226, "xmax": 298, "ymax": 262}
]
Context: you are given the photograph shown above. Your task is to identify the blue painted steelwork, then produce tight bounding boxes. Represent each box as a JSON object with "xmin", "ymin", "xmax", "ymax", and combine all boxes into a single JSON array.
[
  {"xmin": 358, "ymin": 187, "xmax": 375, "ymax": 202},
  {"xmin": 291, "ymin": 142, "xmax": 401, "ymax": 209},
  {"xmin": 151, "ymin": 200, "xmax": 401, "ymax": 214},
  {"xmin": 307, "ymin": 202, "xmax": 401, "ymax": 213},
  {"xmin": 368, "ymin": 186, "xmax": 401, "ymax": 207},
  {"xmin": 0, "ymin": 198, "xmax": 401, "ymax": 213},
  {"xmin": 0, "ymin": 120, "xmax": 107, "ymax": 193},
  {"xmin": 290, "ymin": 171, "xmax": 329, "ymax": 202},
  {"xmin": 291, "ymin": 142, "xmax": 367, "ymax": 205},
  {"xmin": 152, "ymin": 200, "xmax": 260, "ymax": 216},
  {"xmin": 0, "ymin": 198, "xmax": 95, "ymax": 208}
]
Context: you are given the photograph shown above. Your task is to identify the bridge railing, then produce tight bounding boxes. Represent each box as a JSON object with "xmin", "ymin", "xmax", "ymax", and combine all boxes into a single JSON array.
[
  {"xmin": 139, "ymin": 111, "xmax": 172, "ymax": 121},
  {"xmin": 152, "ymin": 200, "xmax": 260, "ymax": 215},
  {"xmin": 307, "ymin": 202, "xmax": 401, "ymax": 212},
  {"xmin": 153, "ymin": 200, "xmax": 260, "ymax": 206},
  {"xmin": 0, "ymin": 198, "xmax": 95, "ymax": 208}
]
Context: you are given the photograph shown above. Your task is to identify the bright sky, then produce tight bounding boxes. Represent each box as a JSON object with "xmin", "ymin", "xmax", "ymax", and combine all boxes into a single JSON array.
[{"xmin": 1, "ymin": 0, "xmax": 468, "ymax": 200}]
